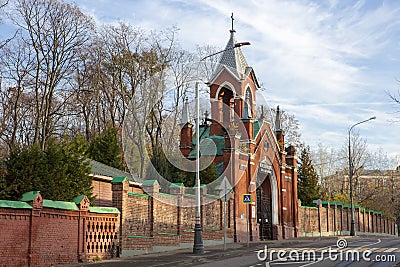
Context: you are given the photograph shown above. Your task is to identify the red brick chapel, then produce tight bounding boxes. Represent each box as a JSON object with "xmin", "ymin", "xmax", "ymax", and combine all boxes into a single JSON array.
[{"xmin": 179, "ymin": 24, "xmax": 299, "ymax": 241}]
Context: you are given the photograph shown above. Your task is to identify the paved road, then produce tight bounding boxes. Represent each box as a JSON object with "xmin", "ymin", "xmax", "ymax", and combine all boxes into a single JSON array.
[
  {"xmin": 64, "ymin": 236, "xmax": 400, "ymax": 267},
  {"xmin": 191, "ymin": 237, "xmax": 400, "ymax": 267}
]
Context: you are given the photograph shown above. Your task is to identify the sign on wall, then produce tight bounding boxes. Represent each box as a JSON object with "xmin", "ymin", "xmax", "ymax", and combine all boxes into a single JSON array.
[{"xmin": 242, "ymin": 194, "xmax": 252, "ymax": 204}]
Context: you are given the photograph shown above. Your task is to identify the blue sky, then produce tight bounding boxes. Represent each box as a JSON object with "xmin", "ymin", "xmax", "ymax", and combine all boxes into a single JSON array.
[{"xmin": 4, "ymin": 0, "xmax": 400, "ymax": 165}]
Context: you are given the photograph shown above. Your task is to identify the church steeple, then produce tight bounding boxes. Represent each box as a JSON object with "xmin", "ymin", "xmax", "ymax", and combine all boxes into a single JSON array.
[
  {"xmin": 179, "ymin": 97, "xmax": 193, "ymax": 157},
  {"xmin": 181, "ymin": 97, "xmax": 190, "ymax": 126},
  {"xmin": 275, "ymin": 105, "xmax": 282, "ymax": 131},
  {"xmin": 216, "ymin": 15, "xmax": 249, "ymax": 79},
  {"xmin": 275, "ymin": 105, "xmax": 285, "ymax": 151}
]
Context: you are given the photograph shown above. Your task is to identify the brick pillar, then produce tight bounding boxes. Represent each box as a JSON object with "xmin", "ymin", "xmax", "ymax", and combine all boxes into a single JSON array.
[
  {"xmin": 332, "ymin": 204, "xmax": 337, "ymax": 235},
  {"xmin": 286, "ymin": 145, "xmax": 298, "ymax": 237},
  {"xmin": 356, "ymin": 207, "xmax": 360, "ymax": 233},
  {"xmin": 112, "ymin": 177, "xmax": 129, "ymax": 254},
  {"xmin": 326, "ymin": 202, "xmax": 330, "ymax": 233},
  {"xmin": 20, "ymin": 191, "xmax": 43, "ymax": 267},
  {"xmin": 74, "ymin": 195, "xmax": 90, "ymax": 262},
  {"xmin": 372, "ymin": 212, "xmax": 375, "ymax": 233},
  {"xmin": 142, "ymin": 180, "xmax": 160, "ymax": 237},
  {"xmin": 169, "ymin": 183, "xmax": 185, "ymax": 235},
  {"xmin": 383, "ymin": 216, "xmax": 386, "ymax": 234}
]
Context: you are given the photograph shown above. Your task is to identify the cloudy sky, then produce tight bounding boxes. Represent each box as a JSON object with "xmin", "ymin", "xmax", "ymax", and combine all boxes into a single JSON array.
[
  {"xmin": 55, "ymin": 0, "xmax": 400, "ymax": 164},
  {"xmin": 7, "ymin": 0, "xmax": 400, "ymax": 164}
]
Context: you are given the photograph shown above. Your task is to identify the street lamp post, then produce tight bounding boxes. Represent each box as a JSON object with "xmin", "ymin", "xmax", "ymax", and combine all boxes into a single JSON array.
[
  {"xmin": 193, "ymin": 41, "xmax": 250, "ymax": 254},
  {"xmin": 348, "ymin": 116, "xmax": 376, "ymax": 236}
]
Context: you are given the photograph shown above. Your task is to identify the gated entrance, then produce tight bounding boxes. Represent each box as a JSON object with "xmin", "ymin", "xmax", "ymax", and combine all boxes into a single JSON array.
[{"xmin": 256, "ymin": 177, "xmax": 273, "ymax": 240}]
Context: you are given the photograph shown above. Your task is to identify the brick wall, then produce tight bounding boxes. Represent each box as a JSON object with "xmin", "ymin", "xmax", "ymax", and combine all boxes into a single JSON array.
[
  {"xmin": 299, "ymin": 201, "xmax": 397, "ymax": 237},
  {"xmin": 0, "ymin": 208, "xmax": 31, "ymax": 267},
  {"xmin": 0, "ymin": 193, "xmax": 120, "ymax": 267},
  {"xmin": 113, "ymin": 179, "xmax": 234, "ymax": 254}
]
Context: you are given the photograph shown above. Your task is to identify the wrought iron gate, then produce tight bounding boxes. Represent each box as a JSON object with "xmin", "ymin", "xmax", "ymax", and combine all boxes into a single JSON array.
[{"xmin": 256, "ymin": 187, "xmax": 272, "ymax": 240}]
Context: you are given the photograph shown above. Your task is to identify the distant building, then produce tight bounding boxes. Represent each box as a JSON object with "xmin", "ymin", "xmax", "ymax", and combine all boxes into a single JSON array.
[
  {"xmin": 88, "ymin": 159, "xmax": 141, "ymax": 206},
  {"xmin": 344, "ymin": 167, "xmax": 400, "ymax": 202}
]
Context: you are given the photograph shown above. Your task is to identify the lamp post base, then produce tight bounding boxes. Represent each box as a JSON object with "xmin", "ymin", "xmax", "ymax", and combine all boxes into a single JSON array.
[
  {"xmin": 350, "ymin": 220, "xmax": 356, "ymax": 236},
  {"xmin": 193, "ymin": 223, "xmax": 204, "ymax": 254}
]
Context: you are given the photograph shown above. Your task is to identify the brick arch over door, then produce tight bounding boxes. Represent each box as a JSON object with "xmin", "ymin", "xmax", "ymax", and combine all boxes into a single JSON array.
[{"xmin": 256, "ymin": 167, "xmax": 278, "ymax": 225}]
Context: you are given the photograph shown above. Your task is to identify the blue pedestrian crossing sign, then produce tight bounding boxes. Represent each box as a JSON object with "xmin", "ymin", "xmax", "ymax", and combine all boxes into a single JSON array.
[{"xmin": 242, "ymin": 194, "xmax": 252, "ymax": 204}]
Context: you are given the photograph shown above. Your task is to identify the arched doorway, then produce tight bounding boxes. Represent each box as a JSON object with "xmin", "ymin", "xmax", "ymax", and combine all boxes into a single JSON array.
[
  {"xmin": 257, "ymin": 179, "xmax": 272, "ymax": 240},
  {"xmin": 256, "ymin": 162, "xmax": 278, "ymax": 240}
]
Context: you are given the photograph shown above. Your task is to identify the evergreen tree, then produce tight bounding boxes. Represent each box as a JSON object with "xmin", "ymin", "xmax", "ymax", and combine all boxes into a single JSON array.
[
  {"xmin": 146, "ymin": 145, "xmax": 219, "ymax": 189},
  {"xmin": 184, "ymin": 163, "xmax": 219, "ymax": 187},
  {"xmin": 298, "ymin": 146, "xmax": 321, "ymax": 206},
  {"xmin": 0, "ymin": 139, "xmax": 92, "ymax": 201},
  {"xmin": 87, "ymin": 127, "xmax": 123, "ymax": 170}
]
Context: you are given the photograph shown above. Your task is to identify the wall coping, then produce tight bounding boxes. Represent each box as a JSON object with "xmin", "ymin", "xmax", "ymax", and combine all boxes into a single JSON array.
[
  {"xmin": 42, "ymin": 199, "xmax": 79, "ymax": 211},
  {"xmin": 0, "ymin": 200, "xmax": 32, "ymax": 209},
  {"xmin": 89, "ymin": 206, "xmax": 120, "ymax": 214},
  {"xmin": 128, "ymin": 192, "xmax": 150, "ymax": 198}
]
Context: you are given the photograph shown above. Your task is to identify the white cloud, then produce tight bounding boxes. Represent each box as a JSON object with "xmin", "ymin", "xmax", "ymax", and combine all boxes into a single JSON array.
[{"xmin": 71, "ymin": 0, "xmax": 400, "ymax": 162}]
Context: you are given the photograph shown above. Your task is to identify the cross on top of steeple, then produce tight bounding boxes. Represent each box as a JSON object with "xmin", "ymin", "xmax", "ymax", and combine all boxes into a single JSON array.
[{"xmin": 231, "ymin": 13, "xmax": 235, "ymax": 32}]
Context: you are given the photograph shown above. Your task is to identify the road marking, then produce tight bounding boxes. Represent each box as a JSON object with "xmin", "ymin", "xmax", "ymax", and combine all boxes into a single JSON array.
[
  {"xmin": 298, "ymin": 238, "xmax": 382, "ymax": 266},
  {"xmin": 383, "ymin": 248, "xmax": 397, "ymax": 253},
  {"xmin": 374, "ymin": 247, "xmax": 388, "ymax": 252},
  {"xmin": 256, "ymin": 246, "xmax": 400, "ymax": 254}
]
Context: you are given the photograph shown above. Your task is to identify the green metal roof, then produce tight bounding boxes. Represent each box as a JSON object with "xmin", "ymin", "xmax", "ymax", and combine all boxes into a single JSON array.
[
  {"xmin": 169, "ymin": 183, "xmax": 184, "ymax": 188},
  {"xmin": 253, "ymin": 120, "xmax": 262, "ymax": 138},
  {"xmin": 142, "ymin": 179, "xmax": 158, "ymax": 186},
  {"xmin": 89, "ymin": 159, "xmax": 137, "ymax": 180},
  {"xmin": 42, "ymin": 199, "xmax": 78, "ymax": 211},
  {"xmin": 159, "ymin": 192, "xmax": 177, "ymax": 198},
  {"xmin": 0, "ymin": 200, "xmax": 32, "ymax": 209},
  {"xmin": 189, "ymin": 125, "xmax": 225, "ymax": 158},
  {"xmin": 192, "ymin": 126, "xmax": 210, "ymax": 144},
  {"xmin": 72, "ymin": 195, "xmax": 86, "ymax": 205},
  {"xmin": 89, "ymin": 206, "xmax": 120, "ymax": 214},
  {"xmin": 188, "ymin": 134, "xmax": 225, "ymax": 159},
  {"xmin": 20, "ymin": 191, "xmax": 40, "ymax": 202},
  {"xmin": 111, "ymin": 176, "xmax": 127, "ymax": 183},
  {"xmin": 128, "ymin": 192, "xmax": 149, "ymax": 198}
]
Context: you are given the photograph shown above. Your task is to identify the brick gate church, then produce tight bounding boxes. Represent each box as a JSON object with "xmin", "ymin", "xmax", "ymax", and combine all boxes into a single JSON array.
[{"xmin": 179, "ymin": 25, "xmax": 299, "ymax": 241}]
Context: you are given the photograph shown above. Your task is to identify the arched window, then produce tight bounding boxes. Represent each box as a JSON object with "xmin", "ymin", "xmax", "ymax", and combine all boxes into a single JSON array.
[
  {"xmin": 242, "ymin": 88, "xmax": 252, "ymax": 119},
  {"xmin": 217, "ymin": 86, "xmax": 234, "ymax": 124}
]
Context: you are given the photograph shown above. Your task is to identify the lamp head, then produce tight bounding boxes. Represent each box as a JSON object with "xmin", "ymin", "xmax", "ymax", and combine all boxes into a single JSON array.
[
  {"xmin": 369, "ymin": 116, "xmax": 376, "ymax": 120},
  {"xmin": 234, "ymin": 42, "xmax": 251, "ymax": 48}
]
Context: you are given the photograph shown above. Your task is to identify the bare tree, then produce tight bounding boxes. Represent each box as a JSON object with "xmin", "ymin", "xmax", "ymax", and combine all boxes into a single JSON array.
[
  {"xmin": 0, "ymin": 34, "xmax": 35, "ymax": 149},
  {"xmin": 311, "ymin": 143, "xmax": 345, "ymax": 198},
  {"xmin": 259, "ymin": 106, "xmax": 302, "ymax": 149},
  {"xmin": 0, "ymin": 0, "xmax": 12, "ymax": 50},
  {"xmin": 10, "ymin": 0, "xmax": 94, "ymax": 149}
]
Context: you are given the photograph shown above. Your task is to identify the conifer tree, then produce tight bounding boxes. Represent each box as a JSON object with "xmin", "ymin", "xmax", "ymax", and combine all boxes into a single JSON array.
[
  {"xmin": 0, "ymin": 140, "xmax": 92, "ymax": 201},
  {"xmin": 87, "ymin": 127, "xmax": 123, "ymax": 170},
  {"xmin": 298, "ymin": 146, "xmax": 321, "ymax": 206}
]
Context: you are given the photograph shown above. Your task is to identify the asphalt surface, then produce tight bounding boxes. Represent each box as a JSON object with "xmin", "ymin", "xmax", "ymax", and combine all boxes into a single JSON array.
[{"xmin": 60, "ymin": 236, "xmax": 400, "ymax": 267}]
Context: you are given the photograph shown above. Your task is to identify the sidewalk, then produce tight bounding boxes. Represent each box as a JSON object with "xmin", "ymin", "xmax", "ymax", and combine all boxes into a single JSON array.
[{"xmin": 60, "ymin": 236, "xmax": 340, "ymax": 267}]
